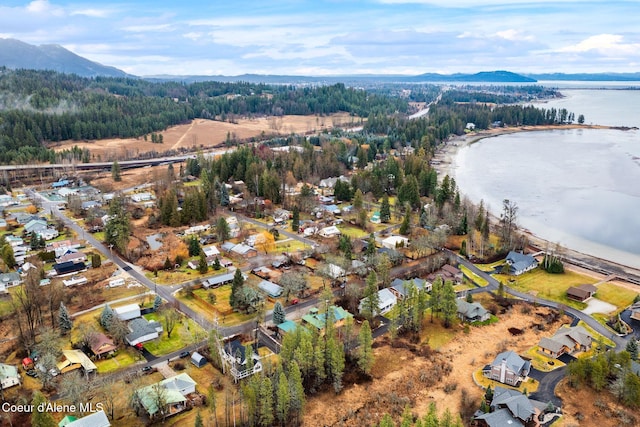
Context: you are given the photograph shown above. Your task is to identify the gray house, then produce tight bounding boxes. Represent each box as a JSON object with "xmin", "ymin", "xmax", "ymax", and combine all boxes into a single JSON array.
[
  {"xmin": 456, "ymin": 299, "xmax": 490, "ymax": 322},
  {"xmin": 505, "ymin": 251, "xmax": 538, "ymax": 275},
  {"xmin": 483, "ymin": 350, "xmax": 531, "ymax": 386}
]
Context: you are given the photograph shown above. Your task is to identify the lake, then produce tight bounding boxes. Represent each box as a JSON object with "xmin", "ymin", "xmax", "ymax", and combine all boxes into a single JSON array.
[{"xmin": 453, "ymin": 87, "xmax": 640, "ymax": 269}]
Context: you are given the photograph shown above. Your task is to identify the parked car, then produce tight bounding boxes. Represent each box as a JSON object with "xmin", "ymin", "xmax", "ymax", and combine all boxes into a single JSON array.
[
  {"xmin": 290, "ymin": 298, "xmax": 299, "ymax": 305},
  {"xmin": 179, "ymin": 351, "xmax": 190, "ymax": 358},
  {"xmin": 141, "ymin": 366, "xmax": 153, "ymax": 374}
]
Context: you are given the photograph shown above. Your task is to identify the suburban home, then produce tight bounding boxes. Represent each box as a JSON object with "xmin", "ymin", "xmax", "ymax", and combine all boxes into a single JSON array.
[
  {"xmin": 505, "ymin": 251, "xmax": 538, "ymax": 275},
  {"xmin": 630, "ymin": 302, "xmax": 640, "ymax": 321},
  {"xmin": 359, "ymin": 288, "xmax": 397, "ymax": 316},
  {"xmin": 62, "ymin": 410, "xmax": 111, "ymax": 427},
  {"xmin": 538, "ymin": 325, "xmax": 593, "ymax": 358},
  {"xmin": 302, "ymin": 306, "xmax": 353, "ymax": 333},
  {"xmin": 113, "ymin": 303, "xmax": 141, "ymax": 321},
  {"xmin": 475, "ymin": 386, "xmax": 547, "ymax": 427},
  {"xmin": 389, "ymin": 278, "xmax": 432, "ymax": 299},
  {"xmin": 57, "ymin": 350, "xmax": 97, "ymax": 375},
  {"xmin": 430, "ymin": 264, "xmax": 463, "ymax": 284},
  {"xmin": 319, "ymin": 225, "xmax": 341, "ymax": 238},
  {"xmin": 273, "ymin": 208, "xmax": 291, "ymax": 223},
  {"xmin": 36, "ymin": 228, "xmax": 60, "ymax": 241},
  {"xmin": 202, "ymin": 245, "xmax": 220, "ymax": 258},
  {"xmin": 483, "ymin": 350, "xmax": 531, "ymax": 386},
  {"xmin": 202, "ymin": 271, "xmax": 246, "ymax": 289},
  {"xmin": 56, "ymin": 251, "xmax": 88, "ymax": 264},
  {"xmin": 0, "ymin": 363, "xmax": 21, "ymax": 390},
  {"xmin": 62, "ymin": 275, "xmax": 88, "ymax": 287},
  {"xmin": 230, "ymin": 244, "xmax": 258, "ymax": 258},
  {"xmin": 5, "ymin": 235, "xmax": 24, "ymax": 247},
  {"xmin": 53, "ymin": 261, "xmax": 87, "ymax": 276},
  {"xmin": 184, "ymin": 224, "xmax": 211, "ymax": 235},
  {"xmin": 89, "ymin": 333, "xmax": 117, "ymax": 359},
  {"xmin": 126, "ymin": 317, "xmax": 163, "ymax": 346},
  {"xmin": 321, "ymin": 204, "xmax": 341, "ymax": 215},
  {"xmin": 319, "ymin": 176, "xmax": 349, "ymax": 188},
  {"xmin": 456, "ymin": 299, "xmax": 491, "ymax": 322},
  {"xmin": 24, "ymin": 219, "xmax": 48, "ymax": 234},
  {"xmin": 277, "ymin": 320, "xmax": 298, "ymax": 336},
  {"xmin": 370, "ymin": 211, "xmax": 381, "ymax": 224},
  {"xmin": 220, "ymin": 339, "xmax": 263, "ymax": 382},
  {"xmin": 0, "ymin": 272, "xmax": 22, "ymax": 292},
  {"xmin": 81, "ymin": 200, "xmax": 102, "ymax": 211},
  {"xmin": 135, "ymin": 373, "xmax": 197, "ymax": 419},
  {"xmin": 52, "ymin": 179, "xmax": 70, "ymax": 188},
  {"xmin": 130, "ymin": 192, "xmax": 154, "ymax": 203},
  {"xmin": 566, "ymin": 284, "xmax": 598, "ymax": 302},
  {"xmin": 381, "ymin": 235, "xmax": 409, "ymax": 249},
  {"xmin": 258, "ymin": 280, "xmax": 283, "ymax": 298}
]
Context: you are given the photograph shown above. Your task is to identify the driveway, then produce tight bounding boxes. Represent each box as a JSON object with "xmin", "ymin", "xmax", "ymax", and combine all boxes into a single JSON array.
[{"xmin": 529, "ymin": 366, "xmax": 565, "ymax": 407}]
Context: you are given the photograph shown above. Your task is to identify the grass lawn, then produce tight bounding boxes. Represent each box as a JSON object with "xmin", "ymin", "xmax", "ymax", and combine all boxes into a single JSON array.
[
  {"xmin": 524, "ymin": 346, "xmax": 566, "ymax": 372},
  {"xmin": 178, "ymin": 285, "xmax": 255, "ymax": 326},
  {"xmin": 145, "ymin": 268, "xmax": 198, "ymax": 285},
  {"xmin": 337, "ymin": 224, "xmax": 370, "ymax": 239},
  {"xmin": 576, "ymin": 320, "xmax": 616, "ymax": 351},
  {"xmin": 460, "ymin": 265, "xmax": 489, "ymax": 287},
  {"xmin": 0, "ymin": 295, "xmax": 15, "ymax": 317},
  {"xmin": 95, "ymin": 349, "xmax": 143, "ymax": 374},
  {"xmin": 475, "ymin": 260, "xmax": 505, "ymax": 272},
  {"xmin": 494, "ymin": 269, "xmax": 593, "ymax": 310},
  {"xmin": 421, "ymin": 313, "xmax": 459, "ymax": 349},
  {"xmin": 275, "ymin": 238, "xmax": 307, "ymax": 252},
  {"xmin": 473, "ymin": 369, "xmax": 539, "ymax": 394},
  {"xmin": 143, "ymin": 313, "xmax": 206, "ymax": 356},
  {"xmin": 92, "ymin": 231, "xmax": 105, "ymax": 242},
  {"xmin": 593, "ymin": 283, "xmax": 638, "ymax": 313}
]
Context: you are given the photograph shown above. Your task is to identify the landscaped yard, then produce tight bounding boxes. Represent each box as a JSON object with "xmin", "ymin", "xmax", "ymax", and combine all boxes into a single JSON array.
[
  {"xmin": 460, "ymin": 265, "xmax": 489, "ymax": 287},
  {"xmin": 472, "ymin": 369, "xmax": 539, "ymax": 394},
  {"xmin": 95, "ymin": 349, "xmax": 143, "ymax": 374},
  {"xmin": 524, "ymin": 346, "xmax": 566, "ymax": 372},
  {"xmin": 494, "ymin": 269, "xmax": 593, "ymax": 310},
  {"xmin": 474, "ymin": 260, "xmax": 505, "ymax": 272},
  {"xmin": 337, "ymin": 224, "xmax": 370, "ymax": 239},
  {"xmin": 592, "ymin": 283, "xmax": 638, "ymax": 313},
  {"xmin": 142, "ymin": 313, "xmax": 206, "ymax": 356},
  {"xmin": 177, "ymin": 285, "xmax": 256, "ymax": 326}
]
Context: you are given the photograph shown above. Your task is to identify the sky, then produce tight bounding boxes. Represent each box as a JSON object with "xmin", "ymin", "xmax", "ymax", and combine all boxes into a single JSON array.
[{"xmin": 1, "ymin": 0, "xmax": 639, "ymax": 76}]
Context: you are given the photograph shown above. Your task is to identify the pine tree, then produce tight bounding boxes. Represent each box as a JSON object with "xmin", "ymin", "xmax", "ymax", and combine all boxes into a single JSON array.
[
  {"xmin": 100, "ymin": 304, "xmax": 114, "ymax": 329},
  {"xmin": 111, "ymin": 160, "xmax": 121, "ymax": 181},
  {"xmin": 399, "ymin": 208, "xmax": 411, "ymax": 235},
  {"xmin": 230, "ymin": 268, "xmax": 244, "ymax": 309},
  {"xmin": 291, "ymin": 205, "xmax": 300, "ymax": 232},
  {"xmin": 441, "ymin": 280, "xmax": 458, "ymax": 328},
  {"xmin": 153, "ymin": 295, "xmax": 162, "ymax": 311},
  {"xmin": 357, "ymin": 320, "xmax": 374, "ymax": 375},
  {"xmin": 626, "ymin": 339, "xmax": 638, "ymax": 360},
  {"xmin": 273, "ymin": 302, "xmax": 286, "ymax": 325},
  {"xmin": 212, "ymin": 256, "xmax": 221, "ymax": 270},
  {"xmin": 258, "ymin": 376, "xmax": 274, "ymax": 426},
  {"xmin": 362, "ymin": 271, "xmax": 380, "ymax": 322},
  {"xmin": 380, "ymin": 194, "xmax": 391, "ymax": 223},
  {"xmin": 198, "ymin": 252, "xmax": 208, "ymax": 274},
  {"xmin": 58, "ymin": 302, "xmax": 72, "ymax": 335},
  {"xmin": 288, "ymin": 361, "xmax": 305, "ymax": 423},
  {"xmin": 31, "ymin": 391, "xmax": 57, "ymax": 427},
  {"xmin": 194, "ymin": 411, "xmax": 204, "ymax": 427},
  {"xmin": 276, "ymin": 372, "xmax": 290, "ymax": 426},
  {"xmin": 188, "ymin": 235, "xmax": 201, "ymax": 256}
]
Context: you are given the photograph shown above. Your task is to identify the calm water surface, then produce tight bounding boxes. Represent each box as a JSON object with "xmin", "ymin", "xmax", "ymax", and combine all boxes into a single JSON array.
[{"xmin": 454, "ymin": 88, "xmax": 640, "ymax": 268}]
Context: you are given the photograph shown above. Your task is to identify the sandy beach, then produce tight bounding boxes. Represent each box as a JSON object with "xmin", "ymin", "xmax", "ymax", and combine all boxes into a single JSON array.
[{"xmin": 431, "ymin": 124, "xmax": 640, "ymax": 287}]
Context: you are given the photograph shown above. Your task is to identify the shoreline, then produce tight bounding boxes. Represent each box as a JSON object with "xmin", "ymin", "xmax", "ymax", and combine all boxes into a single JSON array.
[{"xmin": 432, "ymin": 124, "xmax": 640, "ymax": 286}]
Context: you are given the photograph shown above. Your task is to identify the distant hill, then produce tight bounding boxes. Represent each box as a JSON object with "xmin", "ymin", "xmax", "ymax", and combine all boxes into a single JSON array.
[
  {"xmin": 528, "ymin": 72, "xmax": 640, "ymax": 81},
  {"xmin": 0, "ymin": 38, "xmax": 130, "ymax": 78},
  {"xmin": 412, "ymin": 70, "xmax": 536, "ymax": 83}
]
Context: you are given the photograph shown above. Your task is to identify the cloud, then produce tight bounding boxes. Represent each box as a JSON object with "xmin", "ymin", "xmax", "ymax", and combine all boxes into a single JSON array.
[{"xmin": 556, "ymin": 34, "xmax": 640, "ymax": 55}]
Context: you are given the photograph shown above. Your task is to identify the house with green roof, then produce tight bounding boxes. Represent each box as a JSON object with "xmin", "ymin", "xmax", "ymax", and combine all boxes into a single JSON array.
[
  {"xmin": 135, "ymin": 373, "xmax": 196, "ymax": 419},
  {"xmin": 302, "ymin": 306, "xmax": 353, "ymax": 334}
]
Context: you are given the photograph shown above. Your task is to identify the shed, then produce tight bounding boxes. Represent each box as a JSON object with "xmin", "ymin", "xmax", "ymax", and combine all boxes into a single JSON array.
[
  {"xmin": 113, "ymin": 303, "xmax": 141, "ymax": 321},
  {"xmin": 566, "ymin": 284, "xmax": 597, "ymax": 302},
  {"xmin": 258, "ymin": 280, "xmax": 283, "ymax": 298},
  {"xmin": 191, "ymin": 351, "xmax": 207, "ymax": 368}
]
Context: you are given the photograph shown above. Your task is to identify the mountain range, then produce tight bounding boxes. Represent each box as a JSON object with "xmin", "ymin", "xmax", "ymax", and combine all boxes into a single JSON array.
[{"xmin": 2, "ymin": 38, "xmax": 640, "ymax": 83}]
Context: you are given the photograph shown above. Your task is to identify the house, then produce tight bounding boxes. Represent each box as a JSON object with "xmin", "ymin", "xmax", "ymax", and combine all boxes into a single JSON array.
[
  {"xmin": 430, "ymin": 264, "xmax": 463, "ymax": 283},
  {"xmin": 135, "ymin": 373, "xmax": 196, "ymax": 418},
  {"xmin": 475, "ymin": 387, "xmax": 546, "ymax": 427},
  {"xmin": 220, "ymin": 339, "xmax": 263, "ymax": 382},
  {"xmin": 24, "ymin": 219, "xmax": 48, "ymax": 234},
  {"xmin": 63, "ymin": 410, "xmax": 111, "ymax": 427},
  {"xmin": 114, "ymin": 303, "xmax": 141, "ymax": 321},
  {"xmin": 273, "ymin": 208, "xmax": 291, "ymax": 223},
  {"xmin": 5, "ymin": 235, "xmax": 24, "ymax": 247},
  {"xmin": 322, "ymin": 204, "xmax": 341, "ymax": 215},
  {"xmin": 55, "ymin": 251, "xmax": 87, "ymax": 265},
  {"xmin": 63, "ymin": 275, "xmax": 88, "ymax": 287},
  {"xmin": 191, "ymin": 352, "xmax": 207, "ymax": 368},
  {"xmin": 130, "ymin": 192, "xmax": 154, "ymax": 203},
  {"xmin": 631, "ymin": 302, "xmax": 640, "ymax": 321},
  {"xmin": 89, "ymin": 333, "xmax": 117, "ymax": 359},
  {"xmin": 483, "ymin": 350, "xmax": 531, "ymax": 386},
  {"xmin": 505, "ymin": 251, "xmax": 538, "ymax": 275},
  {"xmin": 302, "ymin": 306, "xmax": 354, "ymax": 333},
  {"xmin": 53, "ymin": 261, "xmax": 87, "ymax": 276},
  {"xmin": 37, "ymin": 228, "xmax": 60, "ymax": 240},
  {"xmin": 81, "ymin": 200, "xmax": 102, "ymax": 210},
  {"xmin": 566, "ymin": 284, "xmax": 598, "ymax": 302},
  {"xmin": 0, "ymin": 363, "xmax": 21, "ymax": 390},
  {"xmin": 456, "ymin": 299, "xmax": 491, "ymax": 322},
  {"xmin": 370, "ymin": 211, "xmax": 381, "ymax": 224},
  {"xmin": 319, "ymin": 176, "xmax": 349, "ymax": 188},
  {"xmin": 359, "ymin": 288, "xmax": 397, "ymax": 316},
  {"xmin": 52, "ymin": 179, "xmax": 70, "ymax": 188},
  {"xmin": 202, "ymin": 271, "xmax": 246, "ymax": 289},
  {"xmin": 389, "ymin": 278, "xmax": 432, "ymax": 300},
  {"xmin": 184, "ymin": 224, "xmax": 211, "ymax": 235},
  {"xmin": 381, "ymin": 235, "xmax": 409, "ymax": 249},
  {"xmin": 326, "ymin": 263, "xmax": 347, "ymax": 280},
  {"xmin": 538, "ymin": 325, "xmax": 593, "ymax": 358},
  {"xmin": 230, "ymin": 243, "xmax": 258, "ymax": 258},
  {"xmin": 0, "ymin": 272, "xmax": 22, "ymax": 292},
  {"xmin": 57, "ymin": 350, "xmax": 97, "ymax": 375},
  {"xmin": 319, "ymin": 225, "xmax": 341, "ymax": 238},
  {"xmin": 126, "ymin": 317, "xmax": 163, "ymax": 346},
  {"xmin": 202, "ymin": 245, "xmax": 220, "ymax": 258},
  {"xmin": 257, "ymin": 280, "xmax": 283, "ymax": 298},
  {"xmin": 277, "ymin": 320, "xmax": 298, "ymax": 336}
]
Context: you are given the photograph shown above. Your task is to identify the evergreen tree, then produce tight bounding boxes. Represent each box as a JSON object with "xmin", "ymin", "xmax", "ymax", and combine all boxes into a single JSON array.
[
  {"xmin": 291, "ymin": 205, "xmax": 300, "ymax": 232},
  {"xmin": 100, "ymin": 304, "xmax": 114, "ymax": 329},
  {"xmin": 91, "ymin": 253, "xmax": 101, "ymax": 268},
  {"xmin": 429, "ymin": 276, "xmax": 443, "ymax": 322},
  {"xmin": 104, "ymin": 196, "xmax": 131, "ymax": 254},
  {"xmin": 216, "ymin": 217, "xmax": 230, "ymax": 242},
  {"xmin": 153, "ymin": 295, "xmax": 162, "ymax": 311},
  {"xmin": 357, "ymin": 320, "xmax": 374, "ymax": 375},
  {"xmin": 111, "ymin": 160, "xmax": 121, "ymax": 182},
  {"xmin": 288, "ymin": 361, "xmax": 305, "ymax": 423},
  {"xmin": 212, "ymin": 256, "xmax": 221, "ymax": 270},
  {"xmin": 31, "ymin": 391, "xmax": 57, "ymax": 427},
  {"xmin": 188, "ymin": 235, "xmax": 201, "ymax": 256},
  {"xmin": 276, "ymin": 372, "xmax": 290, "ymax": 426},
  {"xmin": 380, "ymin": 194, "xmax": 391, "ymax": 223},
  {"xmin": 365, "ymin": 233, "xmax": 377, "ymax": 259},
  {"xmin": 459, "ymin": 240, "xmax": 467, "ymax": 257},
  {"xmin": 198, "ymin": 252, "xmax": 208, "ymax": 274},
  {"xmin": 361, "ymin": 271, "xmax": 380, "ymax": 322},
  {"xmin": 441, "ymin": 280, "xmax": 458, "ymax": 328},
  {"xmin": 258, "ymin": 376, "xmax": 274, "ymax": 426},
  {"xmin": 58, "ymin": 302, "xmax": 72, "ymax": 335},
  {"xmin": 273, "ymin": 302, "xmax": 286, "ymax": 325},
  {"xmin": 230, "ymin": 268, "xmax": 244, "ymax": 309},
  {"xmin": 353, "ymin": 189, "xmax": 364, "ymax": 211},
  {"xmin": 626, "ymin": 339, "xmax": 638, "ymax": 360},
  {"xmin": 399, "ymin": 208, "xmax": 411, "ymax": 235},
  {"xmin": 194, "ymin": 411, "xmax": 204, "ymax": 427}
]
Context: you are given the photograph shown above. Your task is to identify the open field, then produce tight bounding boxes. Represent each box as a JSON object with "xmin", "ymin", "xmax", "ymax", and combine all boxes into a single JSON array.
[
  {"xmin": 52, "ymin": 113, "xmax": 358, "ymax": 159},
  {"xmin": 460, "ymin": 264, "xmax": 489, "ymax": 287},
  {"xmin": 592, "ymin": 282, "xmax": 638, "ymax": 314}
]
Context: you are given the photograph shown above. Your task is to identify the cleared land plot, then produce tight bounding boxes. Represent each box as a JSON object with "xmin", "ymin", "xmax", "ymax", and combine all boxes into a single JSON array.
[{"xmin": 591, "ymin": 282, "xmax": 638, "ymax": 314}]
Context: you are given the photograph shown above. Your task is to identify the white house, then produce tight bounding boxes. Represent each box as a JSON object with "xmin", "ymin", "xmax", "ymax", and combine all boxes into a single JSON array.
[
  {"xmin": 381, "ymin": 235, "xmax": 409, "ymax": 249},
  {"xmin": 359, "ymin": 288, "xmax": 397, "ymax": 316},
  {"xmin": 114, "ymin": 303, "xmax": 141, "ymax": 321},
  {"xmin": 319, "ymin": 225, "xmax": 341, "ymax": 238},
  {"xmin": 36, "ymin": 228, "xmax": 60, "ymax": 240},
  {"xmin": 63, "ymin": 276, "xmax": 88, "ymax": 287},
  {"xmin": 0, "ymin": 272, "xmax": 22, "ymax": 292},
  {"xmin": 0, "ymin": 363, "xmax": 21, "ymax": 390},
  {"xmin": 126, "ymin": 318, "xmax": 163, "ymax": 346},
  {"xmin": 202, "ymin": 245, "xmax": 220, "ymax": 258},
  {"xmin": 130, "ymin": 192, "xmax": 154, "ymax": 203}
]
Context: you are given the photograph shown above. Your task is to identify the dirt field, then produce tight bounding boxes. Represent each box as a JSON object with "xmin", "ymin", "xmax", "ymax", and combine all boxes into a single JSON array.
[
  {"xmin": 52, "ymin": 113, "xmax": 360, "ymax": 160},
  {"xmin": 302, "ymin": 303, "xmax": 570, "ymax": 426}
]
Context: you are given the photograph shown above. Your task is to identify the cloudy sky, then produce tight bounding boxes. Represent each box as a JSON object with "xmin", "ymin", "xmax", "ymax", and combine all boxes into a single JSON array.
[{"xmin": 1, "ymin": 0, "xmax": 639, "ymax": 76}]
